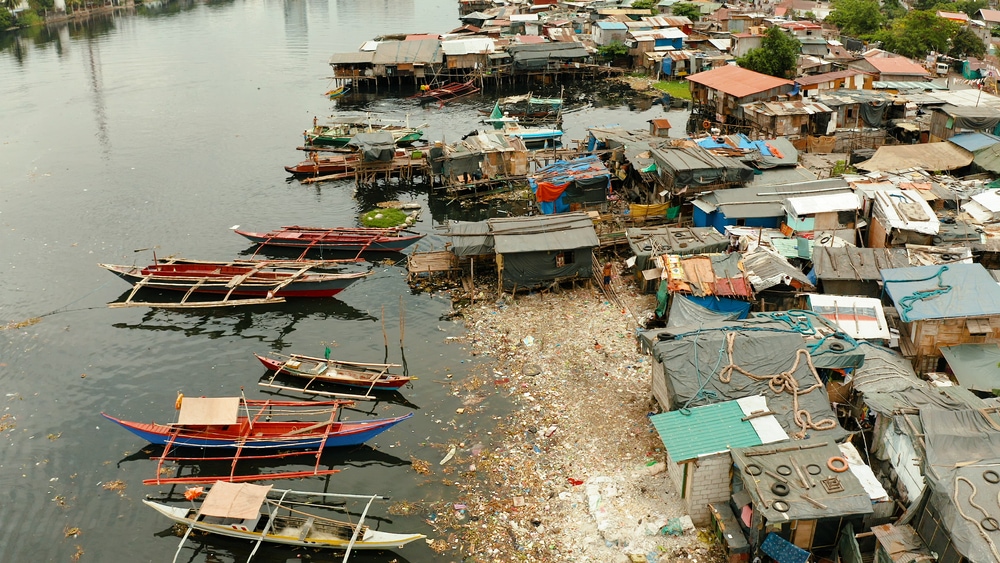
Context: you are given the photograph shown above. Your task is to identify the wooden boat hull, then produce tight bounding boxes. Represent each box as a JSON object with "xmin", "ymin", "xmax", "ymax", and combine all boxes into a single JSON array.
[
  {"xmin": 255, "ymin": 353, "xmax": 412, "ymax": 391},
  {"xmin": 100, "ymin": 262, "xmax": 365, "ymax": 298},
  {"xmin": 234, "ymin": 226, "xmax": 425, "ymax": 253},
  {"xmin": 284, "ymin": 154, "xmax": 359, "ymax": 176},
  {"xmin": 325, "ymin": 86, "xmax": 350, "ymax": 99},
  {"xmin": 143, "ymin": 500, "xmax": 426, "ymax": 550},
  {"xmin": 101, "ymin": 412, "xmax": 412, "ymax": 449},
  {"xmin": 410, "ymin": 80, "xmax": 481, "ymax": 104}
]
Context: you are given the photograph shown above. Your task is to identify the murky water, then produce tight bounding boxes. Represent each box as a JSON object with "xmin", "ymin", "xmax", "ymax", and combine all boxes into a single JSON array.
[{"xmin": 0, "ymin": 1, "xmax": 686, "ymax": 560}]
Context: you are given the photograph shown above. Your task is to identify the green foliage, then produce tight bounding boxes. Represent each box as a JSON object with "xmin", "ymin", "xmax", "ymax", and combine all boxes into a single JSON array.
[
  {"xmin": 31, "ymin": 0, "xmax": 53, "ymax": 11},
  {"xmin": 0, "ymin": 7, "xmax": 13, "ymax": 29},
  {"xmin": 630, "ymin": 0, "xmax": 657, "ymax": 9},
  {"xmin": 360, "ymin": 208, "xmax": 408, "ymax": 228},
  {"xmin": 882, "ymin": 0, "xmax": 907, "ymax": 20},
  {"xmin": 652, "ymin": 80, "xmax": 692, "ymax": 99},
  {"xmin": 993, "ymin": 25, "xmax": 1000, "ymax": 37},
  {"xmin": 950, "ymin": 26, "xmax": 986, "ymax": 58},
  {"xmin": 597, "ymin": 40, "xmax": 629, "ymax": 58},
  {"xmin": 736, "ymin": 26, "xmax": 800, "ymax": 78},
  {"xmin": 16, "ymin": 9, "xmax": 41, "ymax": 26},
  {"xmin": 878, "ymin": 11, "xmax": 959, "ymax": 59},
  {"xmin": 826, "ymin": 0, "xmax": 886, "ymax": 37},
  {"xmin": 803, "ymin": 11, "xmax": 817, "ymax": 21},
  {"xmin": 671, "ymin": 3, "xmax": 701, "ymax": 21}
]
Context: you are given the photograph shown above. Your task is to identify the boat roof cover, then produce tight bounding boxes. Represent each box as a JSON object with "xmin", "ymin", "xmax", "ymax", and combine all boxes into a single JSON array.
[
  {"xmin": 177, "ymin": 397, "xmax": 241, "ymax": 426},
  {"xmin": 200, "ymin": 481, "xmax": 273, "ymax": 519}
]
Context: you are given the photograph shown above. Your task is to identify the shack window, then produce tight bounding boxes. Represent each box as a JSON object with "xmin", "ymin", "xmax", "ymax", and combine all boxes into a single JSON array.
[
  {"xmin": 967, "ymin": 318, "xmax": 992, "ymax": 335},
  {"xmin": 846, "ymin": 108, "xmax": 854, "ymax": 119},
  {"xmin": 555, "ymin": 251, "xmax": 575, "ymax": 268}
]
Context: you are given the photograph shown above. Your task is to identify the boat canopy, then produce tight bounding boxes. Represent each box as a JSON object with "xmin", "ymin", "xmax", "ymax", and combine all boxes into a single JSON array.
[
  {"xmin": 176, "ymin": 397, "xmax": 241, "ymax": 426},
  {"xmin": 200, "ymin": 481, "xmax": 273, "ymax": 519}
]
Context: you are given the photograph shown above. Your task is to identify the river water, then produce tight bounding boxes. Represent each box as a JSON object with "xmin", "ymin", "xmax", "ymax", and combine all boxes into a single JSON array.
[{"xmin": 0, "ymin": 2, "xmax": 685, "ymax": 561}]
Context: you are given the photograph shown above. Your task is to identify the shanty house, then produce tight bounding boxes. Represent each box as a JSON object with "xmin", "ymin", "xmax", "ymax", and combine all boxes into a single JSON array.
[
  {"xmin": 730, "ymin": 439, "xmax": 877, "ymax": 557},
  {"xmin": 912, "ymin": 408, "xmax": 1000, "ymax": 563},
  {"xmin": 371, "ymin": 39, "xmax": 444, "ymax": 80},
  {"xmin": 811, "ymin": 246, "xmax": 910, "ymax": 297},
  {"xmin": 948, "ymin": 132, "xmax": 1000, "ymax": 176},
  {"xmin": 741, "ymin": 100, "xmax": 836, "ymax": 138},
  {"xmin": 692, "ymin": 178, "xmax": 851, "ymax": 234},
  {"xmin": 491, "ymin": 212, "xmax": 599, "ymax": 291},
  {"xmin": 881, "ymin": 262, "xmax": 1000, "ymax": 372},
  {"xmin": 741, "ymin": 246, "xmax": 816, "ymax": 310},
  {"xmin": 441, "ymin": 37, "xmax": 494, "ymax": 71},
  {"xmin": 862, "ymin": 188, "xmax": 940, "ymax": 247},
  {"xmin": 929, "ymin": 105, "xmax": 1000, "ymax": 141},
  {"xmin": 506, "ymin": 42, "xmax": 591, "ymax": 72},
  {"xmin": 849, "ymin": 54, "xmax": 930, "ymax": 82},
  {"xmin": 593, "ymin": 20, "xmax": 628, "ymax": 46},
  {"xmin": 649, "ymin": 145, "xmax": 755, "ymax": 195},
  {"xmin": 796, "ymin": 69, "xmax": 870, "ymax": 97},
  {"xmin": 687, "ymin": 65, "xmax": 795, "ymax": 122},
  {"xmin": 626, "ymin": 226, "xmax": 729, "ymax": 275},
  {"xmin": 781, "ymin": 191, "xmax": 861, "ymax": 239},
  {"xmin": 530, "ymin": 155, "xmax": 611, "ymax": 214},
  {"xmin": 649, "ymin": 397, "xmax": 788, "ymax": 526}
]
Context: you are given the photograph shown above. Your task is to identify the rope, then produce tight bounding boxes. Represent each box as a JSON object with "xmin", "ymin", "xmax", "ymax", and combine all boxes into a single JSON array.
[
  {"xmin": 955, "ymin": 476, "xmax": 1000, "ymax": 562},
  {"xmin": 681, "ymin": 330, "xmax": 725, "ymax": 410},
  {"xmin": 882, "ymin": 265, "xmax": 951, "ymax": 322},
  {"xmin": 718, "ymin": 332, "xmax": 837, "ymax": 438}
]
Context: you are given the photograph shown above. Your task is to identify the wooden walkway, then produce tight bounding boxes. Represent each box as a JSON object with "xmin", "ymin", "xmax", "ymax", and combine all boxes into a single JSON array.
[{"xmin": 407, "ymin": 251, "xmax": 461, "ymax": 281}]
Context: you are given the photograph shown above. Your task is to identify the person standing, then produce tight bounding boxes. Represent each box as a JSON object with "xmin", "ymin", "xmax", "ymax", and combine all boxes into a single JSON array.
[{"xmin": 603, "ymin": 262, "xmax": 613, "ymax": 289}]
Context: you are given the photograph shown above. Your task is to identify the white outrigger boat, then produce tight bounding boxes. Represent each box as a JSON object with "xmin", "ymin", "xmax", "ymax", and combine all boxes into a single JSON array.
[{"xmin": 144, "ymin": 481, "xmax": 426, "ymax": 562}]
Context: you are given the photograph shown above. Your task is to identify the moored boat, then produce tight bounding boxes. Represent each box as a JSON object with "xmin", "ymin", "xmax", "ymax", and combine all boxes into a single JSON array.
[
  {"xmin": 409, "ymin": 79, "xmax": 481, "ymax": 105},
  {"xmin": 255, "ymin": 352, "xmax": 412, "ymax": 391},
  {"xmin": 144, "ymin": 481, "xmax": 425, "ymax": 560},
  {"xmin": 304, "ymin": 115, "xmax": 424, "ymax": 148},
  {"xmin": 101, "ymin": 396, "xmax": 412, "ymax": 450},
  {"xmin": 234, "ymin": 225, "xmax": 425, "ymax": 253},
  {"xmin": 99, "ymin": 258, "xmax": 368, "ymax": 307}
]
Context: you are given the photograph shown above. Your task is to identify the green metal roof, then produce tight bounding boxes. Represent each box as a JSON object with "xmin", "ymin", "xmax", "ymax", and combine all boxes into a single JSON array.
[{"xmin": 650, "ymin": 400, "xmax": 763, "ymax": 463}]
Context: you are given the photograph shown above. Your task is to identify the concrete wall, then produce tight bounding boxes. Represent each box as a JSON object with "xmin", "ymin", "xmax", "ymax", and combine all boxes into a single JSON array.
[{"xmin": 665, "ymin": 450, "xmax": 734, "ymax": 526}]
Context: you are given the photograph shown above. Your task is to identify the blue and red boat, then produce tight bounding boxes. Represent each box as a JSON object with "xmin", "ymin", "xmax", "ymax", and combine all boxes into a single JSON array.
[{"xmin": 101, "ymin": 396, "xmax": 411, "ymax": 450}]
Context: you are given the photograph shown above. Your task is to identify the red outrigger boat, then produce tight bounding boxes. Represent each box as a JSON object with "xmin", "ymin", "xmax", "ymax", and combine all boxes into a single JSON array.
[
  {"xmin": 100, "ymin": 258, "xmax": 368, "ymax": 308},
  {"xmin": 102, "ymin": 396, "xmax": 412, "ymax": 485},
  {"xmin": 234, "ymin": 225, "xmax": 425, "ymax": 254},
  {"xmin": 409, "ymin": 80, "xmax": 481, "ymax": 105},
  {"xmin": 255, "ymin": 352, "xmax": 412, "ymax": 392}
]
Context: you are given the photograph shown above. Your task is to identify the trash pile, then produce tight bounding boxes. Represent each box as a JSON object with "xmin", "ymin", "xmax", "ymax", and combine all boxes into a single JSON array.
[{"xmin": 424, "ymin": 283, "xmax": 726, "ymax": 562}]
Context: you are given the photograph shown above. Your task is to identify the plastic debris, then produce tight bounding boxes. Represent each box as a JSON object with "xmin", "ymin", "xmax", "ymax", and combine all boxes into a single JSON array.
[{"xmin": 439, "ymin": 446, "xmax": 456, "ymax": 465}]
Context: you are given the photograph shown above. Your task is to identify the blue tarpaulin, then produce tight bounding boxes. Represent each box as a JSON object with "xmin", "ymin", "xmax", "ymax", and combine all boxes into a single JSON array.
[
  {"xmin": 685, "ymin": 295, "xmax": 751, "ymax": 318},
  {"xmin": 761, "ymin": 532, "xmax": 809, "ymax": 563}
]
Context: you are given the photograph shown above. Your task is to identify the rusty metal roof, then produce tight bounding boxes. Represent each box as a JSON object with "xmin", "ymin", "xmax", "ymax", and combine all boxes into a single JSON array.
[{"xmin": 686, "ymin": 65, "xmax": 793, "ymax": 99}]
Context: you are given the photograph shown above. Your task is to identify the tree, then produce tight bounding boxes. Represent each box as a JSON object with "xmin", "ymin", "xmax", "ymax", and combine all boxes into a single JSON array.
[
  {"xmin": 950, "ymin": 26, "xmax": 987, "ymax": 58},
  {"xmin": 879, "ymin": 11, "xmax": 959, "ymax": 59},
  {"xmin": 671, "ymin": 3, "xmax": 701, "ymax": 21},
  {"xmin": 825, "ymin": 0, "xmax": 886, "ymax": 37},
  {"xmin": 736, "ymin": 26, "xmax": 800, "ymax": 78},
  {"xmin": 597, "ymin": 40, "xmax": 629, "ymax": 59},
  {"xmin": 630, "ymin": 0, "xmax": 658, "ymax": 9},
  {"xmin": 882, "ymin": 0, "xmax": 907, "ymax": 20},
  {"xmin": 0, "ymin": 7, "xmax": 12, "ymax": 29}
]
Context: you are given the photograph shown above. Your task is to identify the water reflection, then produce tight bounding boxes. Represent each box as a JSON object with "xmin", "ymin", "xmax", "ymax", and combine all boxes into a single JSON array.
[
  {"xmin": 118, "ymin": 442, "xmax": 411, "ymax": 485},
  {"xmin": 110, "ymin": 291, "xmax": 378, "ymax": 340}
]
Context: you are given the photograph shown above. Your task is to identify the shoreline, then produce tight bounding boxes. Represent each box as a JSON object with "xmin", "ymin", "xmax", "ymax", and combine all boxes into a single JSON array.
[{"xmin": 424, "ymin": 281, "xmax": 726, "ymax": 562}]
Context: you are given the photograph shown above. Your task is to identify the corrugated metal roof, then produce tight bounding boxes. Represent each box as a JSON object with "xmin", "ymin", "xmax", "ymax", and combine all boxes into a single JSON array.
[
  {"xmin": 873, "ymin": 80, "xmax": 945, "ymax": 90},
  {"xmin": 744, "ymin": 99, "xmax": 834, "ymax": 117},
  {"xmin": 882, "ymin": 263, "xmax": 1000, "ymax": 321},
  {"xmin": 533, "ymin": 155, "xmax": 610, "ymax": 185},
  {"xmin": 329, "ymin": 51, "xmax": 375, "ymax": 65},
  {"xmin": 865, "ymin": 55, "xmax": 929, "ymax": 76},
  {"xmin": 813, "ymin": 246, "xmax": 910, "ymax": 280},
  {"xmin": 490, "ymin": 212, "xmax": 599, "ymax": 254},
  {"xmin": 642, "ymin": 15, "xmax": 692, "ymax": 27},
  {"xmin": 794, "ymin": 69, "xmax": 867, "ymax": 87},
  {"xmin": 742, "ymin": 247, "xmax": 815, "ymax": 291},
  {"xmin": 371, "ymin": 39, "xmax": 443, "ymax": 65},
  {"xmin": 686, "ymin": 64, "xmax": 793, "ymax": 99},
  {"xmin": 949, "ymin": 132, "xmax": 1000, "ymax": 153},
  {"xmin": 595, "ymin": 20, "xmax": 628, "ymax": 29},
  {"xmin": 870, "ymin": 524, "xmax": 935, "ymax": 563},
  {"xmin": 649, "ymin": 400, "xmax": 764, "ymax": 463},
  {"xmin": 441, "ymin": 37, "xmax": 495, "ymax": 55},
  {"xmin": 857, "ymin": 143, "xmax": 973, "ymax": 172},
  {"xmin": 784, "ymin": 191, "xmax": 860, "ymax": 216}
]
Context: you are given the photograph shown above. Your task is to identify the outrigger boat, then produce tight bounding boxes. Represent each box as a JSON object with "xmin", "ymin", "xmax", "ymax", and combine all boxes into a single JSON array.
[
  {"xmin": 484, "ymin": 101, "xmax": 563, "ymax": 148},
  {"xmin": 480, "ymin": 92, "xmax": 564, "ymax": 124},
  {"xmin": 255, "ymin": 352, "xmax": 412, "ymax": 392},
  {"xmin": 233, "ymin": 225, "xmax": 425, "ymax": 254},
  {"xmin": 99, "ymin": 257, "xmax": 368, "ymax": 308},
  {"xmin": 409, "ymin": 79, "xmax": 481, "ymax": 105},
  {"xmin": 146, "ymin": 482, "xmax": 426, "ymax": 563},
  {"xmin": 102, "ymin": 396, "xmax": 412, "ymax": 485},
  {"xmin": 324, "ymin": 84, "xmax": 351, "ymax": 99},
  {"xmin": 304, "ymin": 115, "xmax": 424, "ymax": 148}
]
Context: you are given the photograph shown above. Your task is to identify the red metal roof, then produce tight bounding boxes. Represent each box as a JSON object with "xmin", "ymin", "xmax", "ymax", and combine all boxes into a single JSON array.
[
  {"xmin": 865, "ymin": 55, "xmax": 929, "ymax": 76},
  {"xmin": 650, "ymin": 118, "xmax": 672, "ymax": 128},
  {"xmin": 405, "ymin": 34, "xmax": 441, "ymax": 41},
  {"xmin": 686, "ymin": 65, "xmax": 793, "ymax": 98}
]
